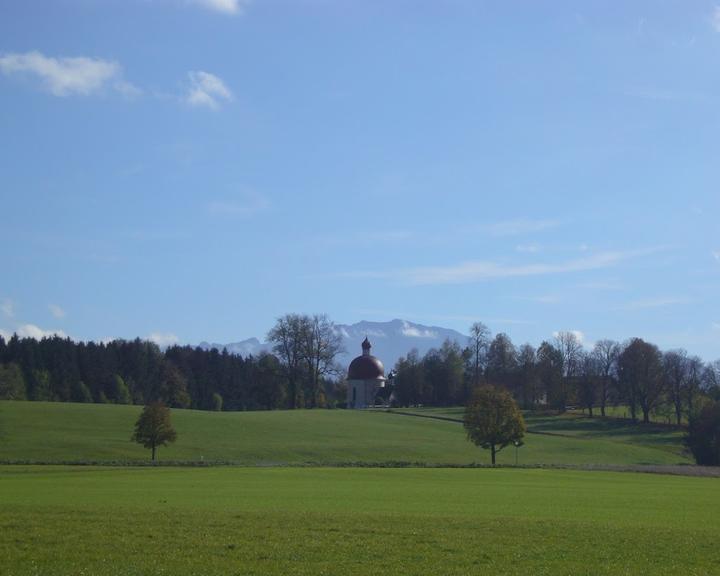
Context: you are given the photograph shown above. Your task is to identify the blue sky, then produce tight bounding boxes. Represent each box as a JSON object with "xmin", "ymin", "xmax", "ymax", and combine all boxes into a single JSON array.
[{"xmin": 1, "ymin": 0, "xmax": 719, "ymax": 358}]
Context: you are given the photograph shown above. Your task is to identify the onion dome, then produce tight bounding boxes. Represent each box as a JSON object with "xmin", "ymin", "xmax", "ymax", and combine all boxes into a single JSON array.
[{"xmin": 347, "ymin": 338, "xmax": 385, "ymax": 380}]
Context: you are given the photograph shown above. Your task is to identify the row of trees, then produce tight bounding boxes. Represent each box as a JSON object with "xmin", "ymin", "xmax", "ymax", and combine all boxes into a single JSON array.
[
  {"xmin": 0, "ymin": 335, "xmax": 310, "ymax": 411},
  {"xmin": 393, "ymin": 323, "xmax": 720, "ymax": 425},
  {"xmin": 0, "ymin": 314, "xmax": 348, "ymax": 411}
]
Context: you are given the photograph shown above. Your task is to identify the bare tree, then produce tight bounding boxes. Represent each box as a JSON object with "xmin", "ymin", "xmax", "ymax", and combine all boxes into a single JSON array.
[
  {"xmin": 592, "ymin": 339, "xmax": 619, "ymax": 417},
  {"xmin": 685, "ymin": 355, "xmax": 704, "ymax": 419},
  {"xmin": 554, "ymin": 331, "xmax": 584, "ymax": 378},
  {"xmin": 663, "ymin": 349, "xmax": 689, "ymax": 426},
  {"xmin": 577, "ymin": 351, "xmax": 600, "ymax": 417},
  {"xmin": 267, "ymin": 313, "xmax": 310, "ymax": 409},
  {"xmin": 703, "ymin": 360, "xmax": 720, "ymax": 392},
  {"xmin": 468, "ymin": 322, "xmax": 491, "ymax": 387},
  {"xmin": 301, "ymin": 314, "xmax": 345, "ymax": 408},
  {"xmin": 517, "ymin": 343, "xmax": 538, "ymax": 409}
]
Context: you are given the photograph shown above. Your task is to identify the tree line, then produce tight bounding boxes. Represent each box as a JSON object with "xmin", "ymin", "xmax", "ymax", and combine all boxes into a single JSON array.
[
  {"xmin": 0, "ymin": 335, "xmax": 271, "ymax": 409},
  {"xmin": 2, "ymin": 316, "xmax": 719, "ymax": 426},
  {"xmin": 393, "ymin": 323, "xmax": 720, "ymax": 425}
]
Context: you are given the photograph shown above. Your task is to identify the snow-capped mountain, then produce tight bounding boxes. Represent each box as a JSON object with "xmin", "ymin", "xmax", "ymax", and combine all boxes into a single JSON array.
[{"xmin": 198, "ymin": 319, "xmax": 469, "ymax": 370}]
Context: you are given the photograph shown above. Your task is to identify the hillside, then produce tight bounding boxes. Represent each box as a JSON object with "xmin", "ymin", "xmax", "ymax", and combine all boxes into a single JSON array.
[{"xmin": 0, "ymin": 401, "xmax": 691, "ymax": 466}]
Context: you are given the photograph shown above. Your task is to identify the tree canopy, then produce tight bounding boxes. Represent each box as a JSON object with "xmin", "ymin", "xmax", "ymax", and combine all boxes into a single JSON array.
[
  {"xmin": 131, "ymin": 402, "xmax": 177, "ymax": 461},
  {"xmin": 463, "ymin": 385, "xmax": 525, "ymax": 465},
  {"xmin": 685, "ymin": 402, "xmax": 720, "ymax": 466}
]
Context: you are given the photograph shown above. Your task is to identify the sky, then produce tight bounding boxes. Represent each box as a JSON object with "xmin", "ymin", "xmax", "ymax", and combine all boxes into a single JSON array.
[{"xmin": 1, "ymin": 0, "xmax": 719, "ymax": 359}]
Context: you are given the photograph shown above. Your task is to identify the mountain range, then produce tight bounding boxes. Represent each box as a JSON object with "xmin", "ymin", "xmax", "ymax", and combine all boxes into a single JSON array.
[{"xmin": 198, "ymin": 319, "xmax": 469, "ymax": 371}]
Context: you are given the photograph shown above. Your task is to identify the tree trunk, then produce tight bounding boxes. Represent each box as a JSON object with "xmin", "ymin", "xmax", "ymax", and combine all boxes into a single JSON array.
[
  {"xmin": 643, "ymin": 408, "xmax": 650, "ymax": 424},
  {"xmin": 588, "ymin": 406, "xmax": 593, "ymax": 418},
  {"xmin": 151, "ymin": 443, "xmax": 156, "ymax": 461},
  {"xmin": 491, "ymin": 444, "xmax": 496, "ymax": 466}
]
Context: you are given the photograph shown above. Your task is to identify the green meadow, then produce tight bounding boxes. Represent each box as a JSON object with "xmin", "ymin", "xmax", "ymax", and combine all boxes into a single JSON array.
[
  {"xmin": 0, "ymin": 401, "xmax": 713, "ymax": 575},
  {"xmin": 0, "ymin": 401, "xmax": 690, "ymax": 466},
  {"xmin": 2, "ymin": 466, "xmax": 719, "ymax": 575}
]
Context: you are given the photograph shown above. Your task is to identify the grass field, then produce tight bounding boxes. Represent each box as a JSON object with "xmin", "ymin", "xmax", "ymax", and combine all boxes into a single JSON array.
[
  {"xmin": 1, "ymin": 465, "xmax": 719, "ymax": 575},
  {"xmin": 0, "ymin": 401, "xmax": 691, "ymax": 466}
]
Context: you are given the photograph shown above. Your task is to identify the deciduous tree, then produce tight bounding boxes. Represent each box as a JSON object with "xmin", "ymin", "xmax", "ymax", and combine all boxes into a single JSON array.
[
  {"xmin": 131, "ymin": 402, "xmax": 177, "ymax": 461},
  {"xmin": 685, "ymin": 402, "xmax": 720, "ymax": 466},
  {"xmin": 592, "ymin": 340, "xmax": 619, "ymax": 417},
  {"xmin": 468, "ymin": 322, "xmax": 491, "ymax": 387},
  {"xmin": 618, "ymin": 338, "xmax": 664, "ymax": 424},
  {"xmin": 463, "ymin": 385, "xmax": 525, "ymax": 465}
]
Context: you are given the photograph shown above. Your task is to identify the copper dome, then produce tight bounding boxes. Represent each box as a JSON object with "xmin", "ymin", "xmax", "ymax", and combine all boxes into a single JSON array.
[
  {"xmin": 347, "ymin": 337, "xmax": 385, "ymax": 380},
  {"xmin": 348, "ymin": 355, "xmax": 385, "ymax": 380}
]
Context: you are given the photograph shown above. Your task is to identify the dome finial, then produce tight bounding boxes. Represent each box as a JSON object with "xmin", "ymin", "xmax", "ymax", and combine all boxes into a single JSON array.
[{"xmin": 361, "ymin": 336, "xmax": 371, "ymax": 355}]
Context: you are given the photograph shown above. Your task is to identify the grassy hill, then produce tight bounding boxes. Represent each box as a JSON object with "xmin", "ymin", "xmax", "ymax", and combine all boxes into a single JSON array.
[{"xmin": 0, "ymin": 401, "xmax": 691, "ymax": 466}]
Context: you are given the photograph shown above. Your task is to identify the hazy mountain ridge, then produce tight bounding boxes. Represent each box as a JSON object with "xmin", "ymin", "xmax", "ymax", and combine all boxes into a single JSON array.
[{"xmin": 197, "ymin": 319, "xmax": 469, "ymax": 370}]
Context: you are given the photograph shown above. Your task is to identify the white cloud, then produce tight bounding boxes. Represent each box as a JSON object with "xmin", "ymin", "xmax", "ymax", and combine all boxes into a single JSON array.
[
  {"xmin": 148, "ymin": 332, "xmax": 179, "ymax": 348},
  {"xmin": 401, "ymin": 321, "xmax": 437, "ymax": 338},
  {"xmin": 712, "ymin": 6, "xmax": 720, "ymax": 32},
  {"xmin": 49, "ymin": 304, "xmax": 66, "ymax": 319},
  {"xmin": 16, "ymin": 324, "xmax": 67, "ymax": 339},
  {"xmin": 0, "ymin": 328, "xmax": 9, "ymax": 340},
  {"xmin": 0, "ymin": 51, "xmax": 139, "ymax": 97},
  {"xmin": 186, "ymin": 71, "xmax": 232, "ymax": 109},
  {"xmin": 481, "ymin": 219, "xmax": 559, "ymax": 237},
  {"xmin": 207, "ymin": 192, "xmax": 269, "ymax": 217},
  {"xmin": 188, "ymin": 0, "xmax": 249, "ymax": 14},
  {"xmin": 345, "ymin": 249, "xmax": 655, "ymax": 286},
  {"xmin": 553, "ymin": 330, "xmax": 585, "ymax": 344},
  {"xmin": 1, "ymin": 298, "xmax": 14, "ymax": 318},
  {"xmin": 333, "ymin": 326, "xmax": 351, "ymax": 339}
]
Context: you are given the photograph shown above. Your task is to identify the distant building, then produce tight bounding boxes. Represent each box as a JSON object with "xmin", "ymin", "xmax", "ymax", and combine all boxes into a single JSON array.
[{"xmin": 347, "ymin": 337, "xmax": 386, "ymax": 408}]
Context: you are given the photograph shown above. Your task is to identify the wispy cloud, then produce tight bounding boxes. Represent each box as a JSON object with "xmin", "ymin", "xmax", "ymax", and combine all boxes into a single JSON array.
[
  {"xmin": 342, "ymin": 249, "xmax": 655, "ymax": 286},
  {"xmin": 49, "ymin": 304, "xmax": 66, "ymax": 319},
  {"xmin": 186, "ymin": 71, "xmax": 232, "ymax": 109},
  {"xmin": 576, "ymin": 280, "xmax": 625, "ymax": 291},
  {"xmin": 616, "ymin": 297, "xmax": 687, "ymax": 311},
  {"xmin": 481, "ymin": 219, "xmax": 559, "ymax": 237},
  {"xmin": 515, "ymin": 243, "xmax": 541, "ymax": 253},
  {"xmin": 712, "ymin": 6, "xmax": 720, "ymax": 32},
  {"xmin": 147, "ymin": 332, "xmax": 179, "ymax": 348},
  {"xmin": 207, "ymin": 192, "xmax": 269, "ymax": 217},
  {"xmin": 188, "ymin": 0, "xmax": 250, "ymax": 15},
  {"xmin": 0, "ymin": 51, "xmax": 140, "ymax": 97},
  {"xmin": 1, "ymin": 298, "xmax": 14, "ymax": 318},
  {"xmin": 713, "ymin": 250, "xmax": 720, "ymax": 262},
  {"xmin": 16, "ymin": 324, "xmax": 67, "ymax": 339}
]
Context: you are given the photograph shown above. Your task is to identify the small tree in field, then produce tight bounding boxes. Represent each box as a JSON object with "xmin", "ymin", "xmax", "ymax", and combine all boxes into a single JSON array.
[
  {"xmin": 132, "ymin": 402, "xmax": 177, "ymax": 461},
  {"xmin": 464, "ymin": 385, "xmax": 525, "ymax": 465}
]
